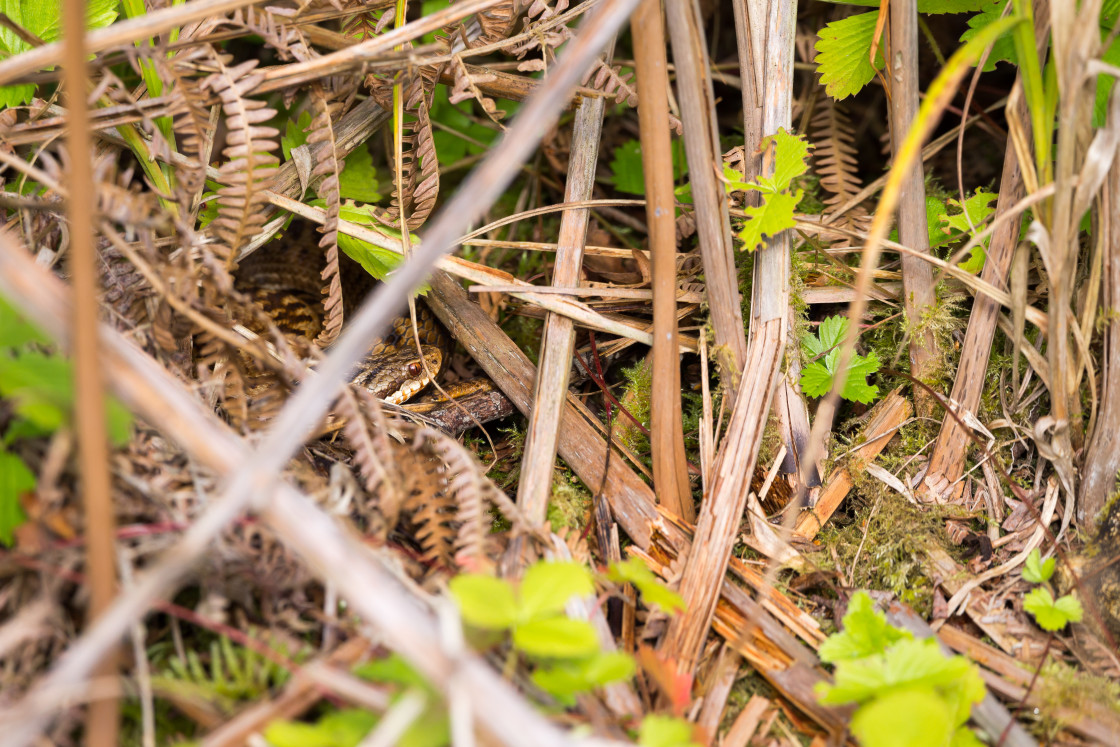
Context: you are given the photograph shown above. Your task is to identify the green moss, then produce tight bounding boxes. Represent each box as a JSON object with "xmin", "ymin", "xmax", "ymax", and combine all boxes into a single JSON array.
[
  {"xmin": 547, "ymin": 465, "xmax": 592, "ymax": 533},
  {"xmin": 809, "ymin": 493, "xmax": 948, "ymax": 615},
  {"xmin": 1031, "ymin": 661, "xmax": 1120, "ymax": 740}
]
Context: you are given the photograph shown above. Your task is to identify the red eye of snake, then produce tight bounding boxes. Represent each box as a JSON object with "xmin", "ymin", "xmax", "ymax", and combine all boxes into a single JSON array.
[{"xmin": 407, "ymin": 362, "xmax": 422, "ymax": 377}]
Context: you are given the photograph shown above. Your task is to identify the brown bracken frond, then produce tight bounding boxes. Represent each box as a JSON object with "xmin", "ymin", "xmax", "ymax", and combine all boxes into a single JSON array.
[
  {"xmin": 307, "ymin": 85, "xmax": 345, "ymax": 347},
  {"xmin": 204, "ymin": 57, "xmax": 280, "ymax": 268},
  {"xmin": 811, "ymin": 98, "xmax": 865, "ymax": 214}
]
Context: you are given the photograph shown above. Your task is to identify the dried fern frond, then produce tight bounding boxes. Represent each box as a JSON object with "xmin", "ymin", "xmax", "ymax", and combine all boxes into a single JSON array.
[
  {"xmin": 154, "ymin": 47, "xmax": 215, "ymax": 208},
  {"xmin": 811, "ymin": 99, "xmax": 865, "ymax": 214},
  {"xmin": 448, "ymin": 56, "xmax": 506, "ymax": 124},
  {"xmin": 307, "ymin": 85, "xmax": 345, "ymax": 347},
  {"xmin": 368, "ymin": 71, "xmax": 441, "ymax": 231},
  {"xmin": 204, "ymin": 57, "xmax": 280, "ymax": 268}
]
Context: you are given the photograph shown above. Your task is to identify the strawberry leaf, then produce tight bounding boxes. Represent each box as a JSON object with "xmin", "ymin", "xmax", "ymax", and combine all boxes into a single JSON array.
[{"xmin": 815, "ymin": 12, "xmax": 885, "ymax": 101}]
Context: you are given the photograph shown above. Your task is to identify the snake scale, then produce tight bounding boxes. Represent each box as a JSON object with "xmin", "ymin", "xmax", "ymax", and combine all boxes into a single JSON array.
[{"xmin": 233, "ymin": 221, "xmax": 456, "ymax": 408}]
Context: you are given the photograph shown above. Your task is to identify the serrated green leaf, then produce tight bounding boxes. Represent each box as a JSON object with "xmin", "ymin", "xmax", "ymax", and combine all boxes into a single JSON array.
[
  {"xmin": 737, "ymin": 188, "xmax": 801, "ymax": 252},
  {"xmin": 842, "ymin": 351, "xmax": 881, "ymax": 404},
  {"xmin": 0, "ymin": 449, "xmax": 33, "ymax": 546},
  {"xmin": 449, "ymin": 574, "xmax": 517, "ymax": 630},
  {"xmin": 819, "ymin": 592, "xmax": 912, "ymax": 663},
  {"xmin": 338, "ymin": 147, "xmax": 381, "ymax": 204},
  {"xmin": 798, "ymin": 362, "xmax": 833, "ymax": 398},
  {"xmin": 512, "ymin": 617, "xmax": 598, "ymax": 658},
  {"xmin": 960, "ymin": 4, "xmax": 1018, "ymax": 72},
  {"xmin": 607, "ymin": 557, "xmax": 685, "ymax": 613},
  {"xmin": 282, "ymin": 109, "xmax": 313, "ymax": 161},
  {"xmin": 0, "ymin": 0, "xmax": 118, "ymax": 106},
  {"xmin": 763, "ymin": 128, "xmax": 812, "ymax": 193},
  {"xmin": 518, "ymin": 561, "xmax": 594, "ymax": 621},
  {"xmin": 941, "ymin": 189, "xmax": 998, "ymax": 273},
  {"xmin": 638, "ymin": 715, "xmax": 701, "ymax": 747},
  {"xmin": 1053, "ymin": 594, "xmax": 1084, "ymax": 625},
  {"xmin": 926, "ymin": 195, "xmax": 950, "ymax": 247},
  {"xmin": 1023, "ymin": 587, "xmax": 1064, "ymax": 631},
  {"xmin": 850, "ymin": 687, "xmax": 954, "ymax": 747},
  {"xmin": 531, "ymin": 651, "xmax": 635, "ymax": 705},
  {"xmin": 815, "ymin": 12, "xmax": 885, "ymax": 101},
  {"xmin": 817, "ymin": 314, "xmax": 849, "ymax": 352},
  {"xmin": 1021, "ymin": 548, "xmax": 1055, "ymax": 584}
]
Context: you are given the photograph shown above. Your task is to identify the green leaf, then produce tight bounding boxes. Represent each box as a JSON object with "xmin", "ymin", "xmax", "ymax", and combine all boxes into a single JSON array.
[
  {"xmin": 609, "ymin": 140, "xmax": 647, "ymax": 195},
  {"xmin": 531, "ymin": 651, "xmax": 635, "ymax": 705},
  {"xmin": 518, "ymin": 561, "xmax": 594, "ymax": 621},
  {"xmin": 0, "ymin": 296, "xmax": 47, "ymax": 347},
  {"xmin": 762, "ymin": 128, "xmax": 812, "ymax": 193},
  {"xmin": 449, "ymin": 574, "xmax": 517, "ymax": 630},
  {"xmin": 338, "ymin": 147, "xmax": 382, "ymax": 204},
  {"xmin": 798, "ymin": 317, "xmax": 880, "ymax": 403},
  {"xmin": 1021, "ymin": 548, "xmax": 1055, "ymax": 584},
  {"xmin": 512, "ymin": 617, "xmax": 599, "ymax": 658},
  {"xmin": 926, "ymin": 196, "xmax": 950, "ymax": 248},
  {"xmin": 1094, "ymin": 34, "xmax": 1120, "ymax": 128},
  {"xmin": 355, "ymin": 654, "xmax": 429, "ymax": 690},
  {"xmin": 736, "ymin": 188, "xmax": 801, "ymax": 252},
  {"xmin": 282, "ymin": 110, "xmax": 313, "ymax": 161},
  {"xmin": 850, "ymin": 687, "xmax": 954, "ymax": 747},
  {"xmin": 960, "ymin": 4, "xmax": 1018, "ymax": 72},
  {"xmin": 607, "ymin": 557, "xmax": 686, "ymax": 613},
  {"xmin": 1024, "ymin": 588, "xmax": 1082, "ymax": 631},
  {"xmin": 1054, "ymin": 594, "xmax": 1084, "ymax": 624},
  {"xmin": 608, "ymin": 139, "xmax": 689, "ymax": 196},
  {"xmin": 264, "ymin": 708, "xmax": 377, "ymax": 747},
  {"xmin": 819, "ymin": 592, "xmax": 912, "ymax": 663},
  {"xmin": 940, "ymin": 189, "xmax": 998, "ymax": 273},
  {"xmin": 0, "ymin": 0, "xmax": 117, "ymax": 106},
  {"xmin": 0, "ymin": 449, "xmax": 33, "ymax": 546},
  {"xmin": 798, "ymin": 362, "xmax": 834, "ymax": 399},
  {"xmin": 637, "ymin": 715, "xmax": 700, "ymax": 747},
  {"xmin": 815, "ymin": 12, "xmax": 885, "ymax": 101}
]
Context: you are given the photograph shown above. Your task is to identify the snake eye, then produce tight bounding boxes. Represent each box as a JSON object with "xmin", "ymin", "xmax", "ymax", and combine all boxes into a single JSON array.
[{"xmin": 407, "ymin": 362, "xmax": 422, "ymax": 377}]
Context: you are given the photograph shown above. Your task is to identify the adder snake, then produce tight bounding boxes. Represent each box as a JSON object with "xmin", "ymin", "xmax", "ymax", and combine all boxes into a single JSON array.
[{"xmin": 234, "ymin": 221, "xmax": 458, "ymax": 409}]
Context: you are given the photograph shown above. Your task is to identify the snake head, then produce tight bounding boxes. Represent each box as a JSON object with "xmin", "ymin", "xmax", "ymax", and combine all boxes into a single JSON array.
[{"xmin": 354, "ymin": 346, "xmax": 443, "ymax": 404}]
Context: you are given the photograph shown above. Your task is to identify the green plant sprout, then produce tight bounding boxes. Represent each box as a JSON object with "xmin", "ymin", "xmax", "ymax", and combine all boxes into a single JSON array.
[
  {"xmin": 449, "ymin": 559, "xmax": 683, "ymax": 706},
  {"xmin": 0, "ymin": 297, "xmax": 132, "ymax": 545},
  {"xmin": 816, "ymin": 592, "xmax": 987, "ymax": 747},
  {"xmin": 1021, "ymin": 548, "xmax": 1083, "ymax": 632},
  {"xmin": 926, "ymin": 189, "xmax": 999, "ymax": 273},
  {"xmin": 798, "ymin": 315, "xmax": 881, "ymax": 404},
  {"xmin": 726, "ymin": 128, "xmax": 811, "ymax": 253}
]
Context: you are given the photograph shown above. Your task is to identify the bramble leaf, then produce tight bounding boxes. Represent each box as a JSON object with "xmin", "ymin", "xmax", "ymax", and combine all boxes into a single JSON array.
[
  {"xmin": 607, "ymin": 557, "xmax": 685, "ymax": 614},
  {"xmin": 518, "ymin": 561, "xmax": 594, "ymax": 620},
  {"xmin": 815, "ymin": 12, "xmax": 885, "ymax": 101},
  {"xmin": 449, "ymin": 574, "xmax": 518, "ymax": 630},
  {"xmin": 512, "ymin": 617, "xmax": 599, "ymax": 658},
  {"xmin": 638, "ymin": 715, "xmax": 701, "ymax": 747},
  {"xmin": 736, "ymin": 189, "xmax": 801, "ymax": 252},
  {"xmin": 819, "ymin": 592, "xmax": 912, "ymax": 663},
  {"xmin": 940, "ymin": 189, "xmax": 998, "ymax": 273},
  {"xmin": 763, "ymin": 128, "xmax": 812, "ymax": 193}
]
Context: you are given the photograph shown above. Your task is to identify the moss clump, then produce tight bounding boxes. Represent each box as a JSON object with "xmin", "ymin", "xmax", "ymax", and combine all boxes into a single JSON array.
[
  {"xmin": 1031, "ymin": 661, "xmax": 1120, "ymax": 741},
  {"xmin": 612, "ymin": 357, "xmax": 653, "ymax": 459},
  {"xmin": 547, "ymin": 465, "xmax": 592, "ymax": 533},
  {"xmin": 810, "ymin": 493, "xmax": 947, "ymax": 615}
]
